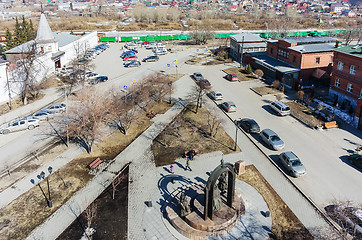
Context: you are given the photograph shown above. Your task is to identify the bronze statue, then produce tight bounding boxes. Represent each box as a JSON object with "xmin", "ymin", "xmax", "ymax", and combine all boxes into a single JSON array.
[
  {"xmin": 179, "ymin": 192, "xmax": 191, "ymax": 217},
  {"xmin": 218, "ymin": 172, "xmax": 228, "ymax": 193}
]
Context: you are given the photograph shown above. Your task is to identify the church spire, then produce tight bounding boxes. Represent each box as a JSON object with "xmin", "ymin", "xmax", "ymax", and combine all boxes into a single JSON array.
[{"xmin": 36, "ymin": 13, "xmax": 55, "ymax": 44}]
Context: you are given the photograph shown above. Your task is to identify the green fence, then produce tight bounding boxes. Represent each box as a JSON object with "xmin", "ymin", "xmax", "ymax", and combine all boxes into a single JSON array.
[{"xmin": 100, "ymin": 37, "xmax": 116, "ymax": 42}]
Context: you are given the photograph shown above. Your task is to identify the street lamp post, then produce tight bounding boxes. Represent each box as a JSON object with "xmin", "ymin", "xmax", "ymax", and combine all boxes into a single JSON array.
[
  {"xmin": 168, "ymin": 80, "xmax": 173, "ymax": 104},
  {"xmin": 30, "ymin": 166, "xmax": 53, "ymax": 208},
  {"xmin": 234, "ymin": 120, "xmax": 238, "ymax": 151}
]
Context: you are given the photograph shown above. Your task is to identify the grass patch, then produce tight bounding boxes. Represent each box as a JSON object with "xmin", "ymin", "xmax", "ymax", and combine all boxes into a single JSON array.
[
  {"xmin": 0, "ymin": 93, "xmax": 45, "ymax": 116},
  {"xmin": 224, "ymin": 67, "xmax": 257, "ymax": 81},
  {"xmin": 288, "ymin": 101, "xmax": 324, "ymax": 128},
  {"xmin": 0, "ymin": 101, "xmax": 172, "ymax": 240},
  {"xmin": 252, "ymin": 86, "xmax": 280, "ymax": 96},
  {"xmin": 238, "ymin": 165, "xmax": 313, "ymax": 240},
  {"xmin": 152, "ymin": 105, "xmax": 241, "ymax": 167}
]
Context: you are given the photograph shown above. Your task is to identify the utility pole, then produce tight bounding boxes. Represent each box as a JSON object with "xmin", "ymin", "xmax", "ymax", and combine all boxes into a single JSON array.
[{"xmin": 240, "ymin": 36, "xmax": 244, "ymax": 68}]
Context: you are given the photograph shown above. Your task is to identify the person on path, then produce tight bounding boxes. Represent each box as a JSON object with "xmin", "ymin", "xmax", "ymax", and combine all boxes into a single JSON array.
[
  {"xmin": 185, "ymin": 159, "xmax": 192, "ymax": 171},
  {"xmin": 170, "ymin": 164, "xmax": 174, "ymax": 174}
]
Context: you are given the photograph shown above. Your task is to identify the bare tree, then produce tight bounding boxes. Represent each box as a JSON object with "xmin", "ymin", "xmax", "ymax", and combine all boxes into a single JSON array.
[
  {"xmin": 207, "ymin": 112, "xmax": 223, "ymax": 137},
  {"xmin": 84, "ymin": 201, "xmax": 97, "ymax": 240},
  {"xmin": 296, "ymin": 90, "xmax": 305, "ymax": 103},
  {"xmin": 272, "ymin": 80, "xmax": 280, "ymax": 89},
  {"xmin": 189, "ymin": 22, "xmax": 215, "ymax": 45},
  {"xmin": 187, "ymin": 84, "xmax": 207, "ymax": 113},
  {"xmin": 275, "ymin": 93, "xmax": 283, "ymax": 101},
  {"xmin": 255, "ymin": 69, "xmax": 264, "ymax": 79}
]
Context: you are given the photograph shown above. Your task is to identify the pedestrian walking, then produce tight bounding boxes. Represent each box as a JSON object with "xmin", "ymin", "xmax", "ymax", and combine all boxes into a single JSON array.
[
  {"xmin": 170, "ymin": 164, "xmax": 174, "ymax": 174},
  {"xmin": 185, "ymin": 159, "xmax": 192, "ymax": 171}
]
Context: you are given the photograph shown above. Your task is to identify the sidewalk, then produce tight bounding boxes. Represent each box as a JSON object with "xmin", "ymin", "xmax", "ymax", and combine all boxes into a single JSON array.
[{"xmin": 0, "ymin": 87, "xmax": 62, "ymax": 126}]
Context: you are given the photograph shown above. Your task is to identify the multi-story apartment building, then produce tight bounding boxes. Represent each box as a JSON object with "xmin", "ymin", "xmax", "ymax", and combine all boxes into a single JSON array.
[
  {"xmin": 252, "ymin": 36, "xmax": 337, "ymax": 89},
  {"xmin": 330, "ymin": 45, "xmax": 362, "ymax": 129}
]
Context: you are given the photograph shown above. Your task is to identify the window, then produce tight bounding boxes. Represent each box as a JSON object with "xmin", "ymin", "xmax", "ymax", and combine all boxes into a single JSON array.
[
  {"xmin": 335, "ymin": 78, "xmax": 340, "ymax": 87},
  {"xmin": 347, "ymin": 83, "xmax": 353, "ymax": 93},
  {"xmin": 316, "ymin": 57, "xmax": 320, "ymax": 64},
  {"xmin": 277, "ymin": 48, "xmax": 289, "ymax": 58},
  {"xmin": 360, "ymin": 89, "xmax": 362, "ymax": 98},
  {"xmin": 350, "ymin": 65, "xmax": 356, "ymax": 75},
  {"xmin": 293, "ymin": 56, "xmax": 296, "ymax": 63},
  {"xmin": 271, "ymin": 48, "xmax": 273, "ymax": 54},
  {"xmin": 337, "ymin": 61, "xmax": 343, "ymax": 71},
  {"xmin": 330, "ymin": 56, "xmax": 333, "ymax": 63}
]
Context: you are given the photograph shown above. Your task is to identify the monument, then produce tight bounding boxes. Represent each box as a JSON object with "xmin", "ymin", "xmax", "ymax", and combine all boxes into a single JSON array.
[{"xmin": 165, "ymin": 160, "xmax": 245, "ymax": 239}]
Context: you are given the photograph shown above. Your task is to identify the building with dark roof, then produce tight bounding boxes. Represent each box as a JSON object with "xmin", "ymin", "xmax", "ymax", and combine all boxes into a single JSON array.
[
  {"xmin": 229, "ymin": 33, "xmax": 267, "ymax": 63},
  {"xmin": 251, "ymin": 36, "xmax": 338, "ymax": 89},
  {"xmin": 330, "ymin": 45, "xmax": 362, "ymax": 129}
]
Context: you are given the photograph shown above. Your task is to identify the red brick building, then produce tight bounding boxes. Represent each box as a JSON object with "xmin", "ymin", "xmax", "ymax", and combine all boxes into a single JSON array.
[
  {"xmin": 266, "ymin": 37, "xmax": 336, "ymax": 88},
  {"xmin": 330, "ymin": 45, "xmax": 362, "ymax": 129}
]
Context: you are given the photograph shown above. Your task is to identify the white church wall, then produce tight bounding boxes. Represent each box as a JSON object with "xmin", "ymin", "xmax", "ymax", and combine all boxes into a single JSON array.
[{"xmin": 0, "ymin": 62, "xmax": 10, "ymax": 104}]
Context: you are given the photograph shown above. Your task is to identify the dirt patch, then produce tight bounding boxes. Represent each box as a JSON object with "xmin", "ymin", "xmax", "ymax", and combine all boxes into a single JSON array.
[
  {"xmin": 0, "ymin": 101, "xmax": 172, "ymax": 240},
  {"xmin": 238, "ymin": 165, "xmax": 313, "ymax": 240},
  {"xmin": 185, "ymin": 55, "xmax": 207, "ymax": 65},
  {"xmin": 288, "ymin": 101, "xmax": 325, "ymax": 128},
  {"xmin": 251, "ymin": 86, "xmax": 280, "ymax": 96},
  {"xmin": 224, "ymin": 67, "xmax": 257, "ymax": 81},
  {"xmin": 56, "ymin": 166, "xmax": 129, "ymax": 240},
  {"xmin": 152, "ymin": 106, "xmax": 241, "ymax": 167}
]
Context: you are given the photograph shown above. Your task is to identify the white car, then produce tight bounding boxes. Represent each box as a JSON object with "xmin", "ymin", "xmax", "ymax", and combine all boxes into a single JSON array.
[
  {"xmin": 154, "ymin": 48, "xmax": 168, "ymax": 55},
  {"xmin": 32, "ymin": 111, "xmax": 53, "ymax": 121},
  {"xmin": 209, "ymin": 91, "xmax": 223, "ymax": 101},
  {"xmin": 44, "ymin": 103, "xmax": 66, "ymax": 114},
  {"xmin": 125, "ymin": 42, "xmax": 137, "ymax": 49},
  {"xmin": 0, "ymin": 118, "xmax": 40, "ymax": 134}
]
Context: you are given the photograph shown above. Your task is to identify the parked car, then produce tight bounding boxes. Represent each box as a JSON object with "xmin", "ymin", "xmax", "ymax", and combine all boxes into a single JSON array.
[
  {"xmin": 348, "ymin": 154, "xmax": 362, "ymax": 170},
  {"xmin": 260, "ymin": 129, "xmax": 285, "ymax": 150},
  {"xmin": 120, "ymin": 51, "xmax": 136, "ymax": 58},
  {"xmin": 60, "ymin": 67, "xmax": 73, "ymax": 75},
  {"xmin": 86, "ymin": 72, "xmax": 99, "ymax": 81},
  {"xmin": 124, "ymin": 42, "xmax": 137, "ymax": 49},
  {"xmin": 192, "ymin": 72, "xmax": 204, "ymax": 81},
  {"xmin": 270, "ymin": 101, "xmax": 290, "ymax": 116},
  {"xmin": 279, "ymin": 151, "xmax": 306, "ymax": 177},
  {"xmin": 142, "ymin": 41, "xmax": 150, "ymax": 45},
  {"xmin": 0, "ymin": 118, "xmax": 40, "ymax": 134},
  {"xmin": 226, "ymin": 73, "xmax": 239, "ymax": 81},
  {"xmin": 236, "ymin": 118, "xmax": 260, "ymax": 133},
  {"xmin": 89, "ymin": 76, "xmax": 108, "ymax": 85},
  {"xmin": 154, "ymin": 48, "xmax": 168, "ymax": 55},
  {"xmin": 143, "ymin": 55, "xmax": 159, "ymax": 62},
  {"xmin": 44, "ymin": 103, "xmax": 66, "ymax": 114},
  {"xmin": 124, "ymin": 55, "xmax": 138, "ymax": 61},
  {"xmin": 209, "ymin": 91, "xmax": 223, "ymax": 101},
  {"xmin": 221, "ymin": 101, "xmax": 237, "ymax": 112},
  {"xmin": 129, "ymin": 48, "xmax": 138, "ymax": 53},
  {"xmin": 32, "ymin": 111, "xmax": 53, "ymax": 121},
  {"xmin": 198, "ymin": 79, "xmax": 212, "ymax": 89},
  {"xmin": 124, "ymin": 60, "xmax": 141, "ymax": 67}
]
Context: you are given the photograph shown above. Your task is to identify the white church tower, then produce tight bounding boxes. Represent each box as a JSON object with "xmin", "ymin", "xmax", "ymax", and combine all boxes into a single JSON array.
[{"xmin": 36, "ymin": 13, "xmax": 58, "ymax": 55}]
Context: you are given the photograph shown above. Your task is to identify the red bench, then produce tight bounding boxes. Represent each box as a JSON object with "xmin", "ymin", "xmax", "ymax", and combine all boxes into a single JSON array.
[{"xmin": 88, "ymin": 157, "xmax": 103, "ymax": 169}]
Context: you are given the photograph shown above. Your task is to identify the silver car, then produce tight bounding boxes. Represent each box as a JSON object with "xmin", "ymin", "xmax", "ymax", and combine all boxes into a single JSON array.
[
  {"xmin": 260, "ymin": 129, "xmax": 285, "ymax": 150},
  {"xmin": 44, "ymin": 103, "xmax": 66, "ymax": 114},
  {"xmin": 221, "ymin": 101, "xmax": 237, "ymax": 112},
  {"xmin": 279, "ymin": 151, "xmax": 306, "ymax": 177},
  {"xmin": 0, "ymin": 118, "xmax": 40, "ymax": 134},
  {"xmin": 209, "ymin": 91, "xmax": 223, "ymax": 101},
  {"xmin": 192, "ymin": 72, "xmax": 204, "ymax": 81},
  {"xmin": 32, "ymin": 111, "xmax": 53, "ymax": 121}
]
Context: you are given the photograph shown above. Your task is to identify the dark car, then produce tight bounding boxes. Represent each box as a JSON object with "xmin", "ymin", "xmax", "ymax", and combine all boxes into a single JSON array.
[
  {"xmin": 120, "ymin": 51, "xmax": 136, "ymax": 58},
  {"xmin": 129, "ymin": 48, "xmax": 138, "ymax": 53},
  {"xmin": 236, "ymin": 118, "xmax": 260, "ymax": 133},
  {"xmin": 124, "ymin": 60, "xmax": 141, "ymax": 67},
  {"xmin": 198, "ymin": 79, "xmax": 212, "ymax": 89},
  {"xmin": 192, "ymin": 72, "xmax": 204, "ymax": 81},
  {"xmin": 89, "ymin": 76, "xmax": 108, "ymax": 85},
  {"xmin": 348, "ymin": 154, "xmax": 362, "ymax": 170},
  {"xmin": 143, "ymin": 55, "xmax": 159, "ymax": 62}
]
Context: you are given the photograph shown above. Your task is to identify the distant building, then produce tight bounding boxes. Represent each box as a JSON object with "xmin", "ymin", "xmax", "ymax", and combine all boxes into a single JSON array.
[
  {"xmin": 229, "ymin": 33, "xmax": 266, "ymax": 63},
  {"xmin": 330, "ymin": 45, "xmax": 362, "ymax": 129},
  {"xmin": 330, "ymin": 3, "xmax": 349, "ymax": 13},
  {"xmin": 251, "ymin": 36, "xmax": 337, "ymax": 89},
  {"xmin": 341, "ymin": 9, "xmax": 357, "ymax": 17}
]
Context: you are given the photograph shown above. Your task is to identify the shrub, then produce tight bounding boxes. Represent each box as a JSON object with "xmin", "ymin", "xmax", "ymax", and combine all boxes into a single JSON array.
[
  {"xmin": 276, "ymin": 93, "xmax": 283, "ymax": 101},
  {"xmin": 246, "ymin": 64, "xmax": 252, "ymax": 74},
  {"xmin": 272, "ymin": 80, "xmax": 280, "ymax": 89},
  {"xmin": 255, "ymin": 69, "xmax": 264, "ymax": 79},
  {"xmin": 296, "ymin": 90, "xmax": 304, "ymax": 102}
]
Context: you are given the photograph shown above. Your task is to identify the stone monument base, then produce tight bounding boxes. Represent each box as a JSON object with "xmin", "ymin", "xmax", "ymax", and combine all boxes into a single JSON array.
[{"xmin": 165, "ymin": 183, "xmax": 245, "ymax": 239}]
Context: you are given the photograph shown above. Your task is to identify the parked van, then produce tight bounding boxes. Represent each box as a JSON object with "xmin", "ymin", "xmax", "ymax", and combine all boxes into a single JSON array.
[{"xmin": 270, "ymin": 101, "xmax": 290, "ymax": 116}]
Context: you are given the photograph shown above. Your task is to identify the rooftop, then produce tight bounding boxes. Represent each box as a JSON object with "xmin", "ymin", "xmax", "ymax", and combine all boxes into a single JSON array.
[
  {"xmin": 334, "ymin": 45, "xmax": 362, "ymax": 57},
  {"xmin": 53, "ymin": 32, "xmax": 80, "ymax": 48},
  {"xmin": 289, "ymin": 43, "xmax": 335, "ymax": 53},
  {"xmin": 274, "ymin": 36, "xmax": 337, "ymax": 45},
  {"xmin": 252, "ymin": 55, "xmax": 300, "ymax": 74},
  {"xmin": 231, "ymin": 33, "xmax": 265, "ymax": 43}
]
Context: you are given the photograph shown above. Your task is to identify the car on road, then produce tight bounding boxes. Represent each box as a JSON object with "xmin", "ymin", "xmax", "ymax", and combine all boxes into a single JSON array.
[
  {"xmin": 226, "ymin": 73, "xmax": 239, "ymax": 81},
  {"xmin": 221, "ymin": 101, "xmax": 237, "ymax": 112},
  {"xmin": 236, "ymin": 118, "xmax": 260, "ymax": 133},
  {"xmin": 260, "ymin": 129, "xmax": 285, "ymax": 150},
  {"xmin": 348, "ymin": 154, "xmax": 362, "ymax": 170},
  {"xmin": 124, "ymin": 42, "xmax": 137, "ymax": 49},
  {"xmin": 209, "ymin": 91, "xmax": 223, "ymax": 101},
  {"xmin": 124, "ymin": 60, "xmax": 141, "ymax": 67},
  {"xmin": 154, "ymin": 48, "xmax": 168, "ymax": 55},
  {"xmin": 270, "ymin": 101, "xmax": 290, "ymax": 116},
  {"xmin": 32, "ymin": 111, "xmax": 53, "ymax": 121},
  {"xmin": 192, "ymin": 72, "xmax": 204, "ymax": 81},
  {"xmin": 44, "ymin": 103, "xmax": 66, "ymax": 114},
  {"xmin": 120, "ymin": 51, "xmax": 136, "ymax": 59},
  {"xmin": 124, "ymin": 55, "xmax": 138, "ymax": 61},
  {"xmin": 143, "ymin": 55, "xmax": 159, "ymax": 62},
  {"xmin": 142, "ymin": 41, "xmax": 150, "ymax": 46},
  {"xmin": 89, "ymin": 76, "xmax": 108, "ymax": 85},
  {"xmin": 198, "ymin": 79, "xmax": 212, "ymax": 89},
  {"xmin": 0, "ymin": 118, "xmax": 40, "ymax": 134},
  {"xmin": 86, "ymin": 72, "xmax": 99, "ymax": 81},
  {"xmin": 279, "ymin": 151, "xmax": 306, "ymax": 177}
]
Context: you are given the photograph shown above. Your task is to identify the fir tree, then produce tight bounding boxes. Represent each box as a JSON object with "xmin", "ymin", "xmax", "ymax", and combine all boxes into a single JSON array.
[
  {"xmin": 13, "ymin": 17, "xmax": 21, "ymax": 46},
  {"xmin": 28, "ymin": 19, "xmax": 35, "ymax": 40},
  {"xmin": 5, "ymin": 29, "xmax": 14, "ymax": 50},
  {"xmin": 246, "ymin": 64, "xmax": 252, "ymax": 74}
]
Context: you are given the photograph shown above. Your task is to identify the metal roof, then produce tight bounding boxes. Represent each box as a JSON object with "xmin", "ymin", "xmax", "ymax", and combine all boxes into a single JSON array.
[
  {"xmin": 334, "ymin": 45, "xmax": 362, "ymax": 58},
  {"xmin": 230, "ymin": 33, "xmax": 264, "ymax": 43},
  {"xmin": 282, "ymin": 36, "xmax": 337, "ymax": 44},
  {"xmin": 36, "ymin": 14, "xmax": 56, "ymax": 43},
  {"xmin": 243, "ymin": 42, "xmax": 267, "ymax": 49},
  {"xmin": 289, "ymin": 43, "xmax": 335, "ymax": 53},
  {"xmin": 54, "ymin": 32, "xmax": 80, "ymax": 48},
  {"xmin": 252, "ymin": 55, "xmax": 300, "ymax": 74},
  {"xmin": 4, "ymin": 40, "xmax": 35, "ymax": 54}
]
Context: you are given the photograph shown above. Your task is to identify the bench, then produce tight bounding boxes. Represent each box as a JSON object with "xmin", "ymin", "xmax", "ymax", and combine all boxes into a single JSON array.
[
  {"xmin": 88, "ymin": 157, "xmax": 103, "ymax": 169},
  {"xmin": 324, "ymin": 121, "xmax": 338, "ymax": 129}
]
